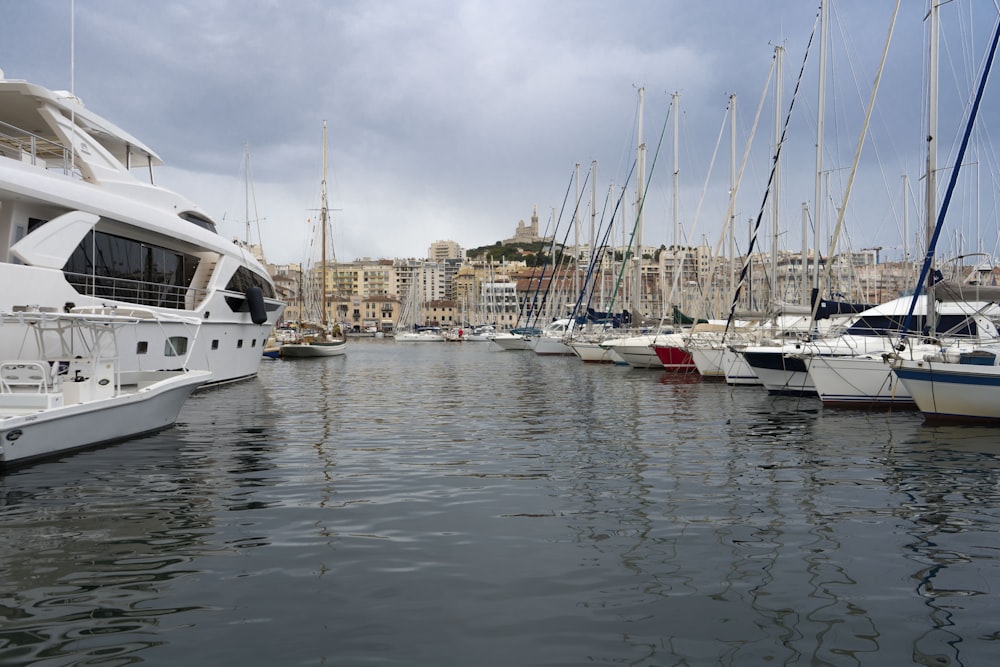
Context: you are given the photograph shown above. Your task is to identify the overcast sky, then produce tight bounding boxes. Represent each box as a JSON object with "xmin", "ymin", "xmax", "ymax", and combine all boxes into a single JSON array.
[{"xmin": 2, "ymin": 1, "xmax": 999, "ymax": 266}]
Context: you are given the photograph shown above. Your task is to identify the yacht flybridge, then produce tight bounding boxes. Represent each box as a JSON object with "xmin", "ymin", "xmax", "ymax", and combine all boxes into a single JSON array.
[{"xmin": 0, "ymin": 70, "xmax": 285, "ymax": 385}]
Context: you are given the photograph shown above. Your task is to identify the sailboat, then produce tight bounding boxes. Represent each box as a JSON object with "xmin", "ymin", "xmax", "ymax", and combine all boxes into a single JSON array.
[
  {"xmin": 280, "ymin": 122, "xmax": 347, "ymax": 358},
  {"xmin": 891, "ymin": 7, "xmax": 1000, "ymax": 421}
]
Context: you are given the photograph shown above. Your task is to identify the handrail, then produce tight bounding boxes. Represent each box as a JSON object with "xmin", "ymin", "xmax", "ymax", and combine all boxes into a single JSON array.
[
  {"xmin": 63, "ymin": 271, "xmax": 210, "ymax": 310},
  {"xmin": 0, "ymin": 119, "xmax": 72, "ymax": 171}
]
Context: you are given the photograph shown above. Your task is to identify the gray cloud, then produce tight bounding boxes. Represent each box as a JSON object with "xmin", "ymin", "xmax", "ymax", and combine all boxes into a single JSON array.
[{"xmin": 2, "ymin": 1, "xmax": 997, "ymax": 265}]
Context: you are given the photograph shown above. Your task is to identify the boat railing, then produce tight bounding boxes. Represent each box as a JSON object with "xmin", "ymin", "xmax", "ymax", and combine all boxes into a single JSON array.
[
  {"xmin": 0, "ymin": 119, "xmax": 75, "ymax": 175},
  {"xmin": 63, "ymin": 271, "xmax": 210, "ymax": 311}
]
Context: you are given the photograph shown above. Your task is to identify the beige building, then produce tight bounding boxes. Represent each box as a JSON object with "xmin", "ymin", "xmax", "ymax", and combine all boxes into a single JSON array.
[{"xmin": 428, "ymin": 240, "xmax": 464, "ymax": 262}]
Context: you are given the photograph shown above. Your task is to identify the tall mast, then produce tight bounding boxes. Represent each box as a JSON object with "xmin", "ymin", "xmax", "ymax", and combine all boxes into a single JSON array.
[
  {"xmin": 813, "ymin": 0, "xmax": 828, "ymax": 292},
  {"xmin": 728, "ymin": 93, "xmax": 737, "ymax": 303},
  {"xmin": 574, "ymin": 162, "xmax": 581, "ymax": 303},
  {"xmin": 634, "ymin": 87, "xmax": 645, "ymax": 318},
  {"xmin": 772, "ymin": 46, "xmax": 783, "ymax": 307},
  {"xmin": 671, "ymin": 91, "xmax": 681, "ymax": 313},
  {"xmin": 902, "ymin": 173, "xmax": 910, "ymax": 264},
  {"xmin": 590, "ymin": 159, "xmax": 597, "ymax": 310},
  {"xmin": 924, "ymin": 0, "xmax": 939, "ymax": 334},
  {"xmin": 321, "ymin": 120, "xmax": 329, "ymax": 329},
  {"xmin": 672, "ymin": 91, "xmax": 680, "ymax": 249}
]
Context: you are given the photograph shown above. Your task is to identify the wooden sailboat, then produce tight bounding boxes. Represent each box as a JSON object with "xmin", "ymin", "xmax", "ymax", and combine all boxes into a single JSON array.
[{"xmin": 281, "ymin": 121, "xmax": 347, "ymax": 358}]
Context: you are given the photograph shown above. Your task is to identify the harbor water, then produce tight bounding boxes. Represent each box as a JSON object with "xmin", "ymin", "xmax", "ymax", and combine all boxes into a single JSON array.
[{"xmin": 2, "ymin": 339, "xmax": 1000, "ymax": 666}]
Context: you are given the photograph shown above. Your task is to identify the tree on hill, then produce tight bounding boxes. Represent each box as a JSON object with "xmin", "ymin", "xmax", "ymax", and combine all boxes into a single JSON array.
[{"xmin": 466, "ymin": 241, "xmax": 558, "ymax": 267}]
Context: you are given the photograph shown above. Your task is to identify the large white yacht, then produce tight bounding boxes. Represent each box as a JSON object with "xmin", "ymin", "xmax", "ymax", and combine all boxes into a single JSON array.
[{"xmin": 0, "ymin": 71, "xmax": 285, "ymax": 386}]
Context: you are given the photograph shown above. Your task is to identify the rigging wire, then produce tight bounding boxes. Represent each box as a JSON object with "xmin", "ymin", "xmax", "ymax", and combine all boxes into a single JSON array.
[{"xmin": 724, "ymin": 5, "xmax": 822, "ymax": 338}]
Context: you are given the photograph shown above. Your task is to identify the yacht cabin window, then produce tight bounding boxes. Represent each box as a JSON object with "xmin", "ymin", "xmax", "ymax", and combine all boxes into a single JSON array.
[{"xmin": 63, "ymin": 229, "xmax": 199, "ymax": 309}]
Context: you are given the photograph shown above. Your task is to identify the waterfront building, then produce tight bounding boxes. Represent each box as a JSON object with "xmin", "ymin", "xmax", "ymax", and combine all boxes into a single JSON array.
[{"xmin": 267, "ymin": 232, "xmax": 966, "ymax": 333}]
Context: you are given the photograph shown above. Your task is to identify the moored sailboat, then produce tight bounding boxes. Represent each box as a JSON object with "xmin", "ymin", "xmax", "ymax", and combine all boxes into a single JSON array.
[{"xmin": 280, "ymin": 122, "xmax": 346, "ymax": 358}]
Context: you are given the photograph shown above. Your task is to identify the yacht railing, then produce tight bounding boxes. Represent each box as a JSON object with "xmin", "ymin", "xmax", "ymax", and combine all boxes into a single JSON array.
[
  {"xmin": 63, "ymin": 271, "xmax": 210, "ymax": 311},
  {"xmin": 0, "ymin": 119, "xmax": 74, "ymax": 174}
]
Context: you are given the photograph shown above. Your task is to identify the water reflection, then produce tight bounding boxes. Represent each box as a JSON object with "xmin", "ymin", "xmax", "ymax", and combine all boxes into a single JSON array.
[
  {"xmin": 2, "ymin": 342, "xmax": 1000, "ymax": 665},
  {"xmin": 885, "ymin": 426, "xmax": 1000, "ymax": 667}
]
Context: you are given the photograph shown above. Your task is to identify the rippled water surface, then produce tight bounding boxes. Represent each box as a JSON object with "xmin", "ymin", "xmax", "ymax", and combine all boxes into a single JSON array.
[{"xmin": 3, "ymin": 339, "xmax": 1000, "ymax": 666}]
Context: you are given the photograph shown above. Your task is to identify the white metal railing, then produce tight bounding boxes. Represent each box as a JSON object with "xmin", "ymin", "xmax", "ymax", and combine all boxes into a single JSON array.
[{"xmin": 0, "ymin": 119, "xmax": 73, "ymax": 173}]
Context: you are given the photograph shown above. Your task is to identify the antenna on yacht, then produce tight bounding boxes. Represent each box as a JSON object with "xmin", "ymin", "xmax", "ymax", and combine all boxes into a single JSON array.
[
  {"xmin": 70, "ymin": 0, "xmax": 75, "ymax": 96},
  {"xmin": 70, "ymin": 0, "xmax": 77, "ymax": 175}
]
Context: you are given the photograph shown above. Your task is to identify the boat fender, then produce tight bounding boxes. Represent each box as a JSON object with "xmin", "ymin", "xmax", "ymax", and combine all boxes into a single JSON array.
[{"xmin": 246, "ymin": 286, "xmax": 267, "ymax": 324}]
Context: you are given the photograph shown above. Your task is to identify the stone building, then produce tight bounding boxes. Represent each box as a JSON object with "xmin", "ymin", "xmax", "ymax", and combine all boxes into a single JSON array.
[{"xmin": 503, "ymin": 205, "xmax": 551, "ymax": 245}]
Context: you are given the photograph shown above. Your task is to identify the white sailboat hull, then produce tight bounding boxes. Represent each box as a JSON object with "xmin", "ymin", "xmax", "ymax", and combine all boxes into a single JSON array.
[
  {"xmin": 895, "ymin": 351, "xmax": 1000, "ymax": 421},
  {"xmin": 570, "ymin": 340, "xmax": 615, "ymax": 363},
  {"xmin": 690, "ymin": 346, "xmax": 725, "ymax": 378},
  {"xmin": 722, "ymin": 347, "xmax": 762, "ymax": 385},
  {"xmin": 532, "ymin": 335, "xmax": 575, "ymax": 355},
  {"xmin": 808, "ymin": 354, "xmax": 912, "ymax": 406},
  {"xmin": 490, "ymin": 333, "xmax": 532, "ymax": 350}
]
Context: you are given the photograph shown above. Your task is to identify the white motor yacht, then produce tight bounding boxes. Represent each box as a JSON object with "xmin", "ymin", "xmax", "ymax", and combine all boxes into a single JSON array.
[{"xmin": 0, "ymin": 71, "xmax": 285, "ymax": 386}]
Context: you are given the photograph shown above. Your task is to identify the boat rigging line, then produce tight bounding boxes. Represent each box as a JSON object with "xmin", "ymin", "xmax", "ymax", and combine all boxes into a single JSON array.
[{"xmin": 723, "ymin": 5, "xmax": 821, "ymax": 339}]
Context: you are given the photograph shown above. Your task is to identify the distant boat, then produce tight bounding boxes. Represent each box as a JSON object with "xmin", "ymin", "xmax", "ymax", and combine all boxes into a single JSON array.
[
  {"xmin": 599, "ymin": 328, "xmax": 674, "ymax": 369},
  {"xmin": 280, "ymin": 122, "xmax": 346, "ymax": 359},
  {"xmin": 568, "ymin": 325, "xmax": 621, "ymax": 363},
  {"xmin": 395, "ymin": 327, "xmax": 445, "ymax": 343},
  {"xmin": 531, "ymin": 319, "xmax": 576, "ymax": 356},
  {"xmin": 651, "ymin": 331, "xmax": 697, "ymax": 372},
  {"xmin": 462, "ymin": 325, "xmax": 495, "ymax": 342},
  {"xmin": 280, "ymin": 332, "xmax": 347, "ymax": 357},
  {"xmin": 489, "ymin": 327, "xmax": 537, "ymax": 351},
  {"xmin": 0, "ymin": 309, "xmax": 209, "ymax": 467}
]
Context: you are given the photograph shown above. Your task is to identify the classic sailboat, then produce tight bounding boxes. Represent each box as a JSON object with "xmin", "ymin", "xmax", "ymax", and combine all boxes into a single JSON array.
[{"xmin": 281, "ymin": 122, "xmax": 347, "ymax": 358}]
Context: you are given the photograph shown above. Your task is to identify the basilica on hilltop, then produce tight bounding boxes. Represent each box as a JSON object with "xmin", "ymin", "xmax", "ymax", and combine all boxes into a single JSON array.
[{"xmin": 503, "ymin": 205, "xmax": 551, "ymax": 245}]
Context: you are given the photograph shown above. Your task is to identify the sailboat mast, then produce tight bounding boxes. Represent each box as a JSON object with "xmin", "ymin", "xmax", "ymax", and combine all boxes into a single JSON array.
[
  {"xmin": 813, "ymin": 0, "xmax": 828, "ymax": 293},
  {"xmin": 321, "ymin": 120, "xmax": 329, "ymax": 329},
  {"xmin": 729, "ymin": 93, "xmax": 737, "ymax": 305},
  {"xmin": 672, "ymin": 91, "xmax": 680, "ymax": 250},
  {"xmin": 574, "ymin": 162, "xmax": 581, "ymax": 305},
  {"xmin": 590, "ymin": 160, "xmax": 597, "ymax": 312},
  {"xmin": 772, "ymin": 46, "xmax": 783, "ymax": 308},
  {"xmin": 671, "ymin": 91, "xmax": 680, "ymax": 314},
  {"xmin": 924, "ymin": 1, "xmax": 939, "ymax": 334},
  {"xmin": 634, "ymin": 87, "xmax": 645, "ymax": 319}
]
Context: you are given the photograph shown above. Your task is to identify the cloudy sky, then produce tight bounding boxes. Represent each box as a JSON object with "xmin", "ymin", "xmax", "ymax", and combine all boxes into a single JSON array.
[{"xmin": 2, "ymin": 1, "xmax": 999, "ymax": 266}]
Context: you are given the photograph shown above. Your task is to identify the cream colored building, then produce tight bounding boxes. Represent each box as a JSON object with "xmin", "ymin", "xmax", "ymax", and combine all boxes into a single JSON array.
[{"xmin": 428, "ymin": 240, "xmax": 464, "ymax": 262}]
